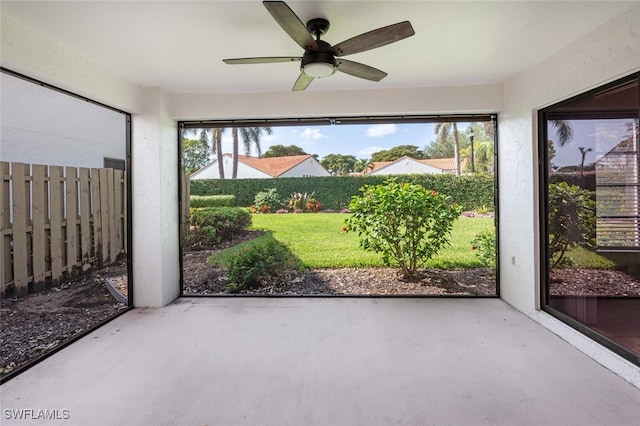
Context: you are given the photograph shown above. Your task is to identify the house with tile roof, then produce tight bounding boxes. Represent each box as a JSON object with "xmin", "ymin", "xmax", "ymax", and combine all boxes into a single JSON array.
[
  {"xmin": 190, "ymin": 154, "xmax": 330, "ymax": 179},
  {"xmin": 363, "ymin": 156, "xmax": 466, "ymax": 175}
]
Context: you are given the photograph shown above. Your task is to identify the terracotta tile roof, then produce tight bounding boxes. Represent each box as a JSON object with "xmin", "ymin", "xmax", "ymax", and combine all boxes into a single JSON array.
[
  {"xmin": 418, "ymin": 157, "xmax": 458, "ymax": 171},
  {"xmin": 234, "ymin": 154, "xmax": 314, "ymax": 177}
]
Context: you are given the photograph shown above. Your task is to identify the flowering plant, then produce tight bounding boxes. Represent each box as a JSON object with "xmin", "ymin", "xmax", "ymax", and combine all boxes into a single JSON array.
[{"xmin": 471, "ymin": 228, "xmax": 496, "ymax": 267}]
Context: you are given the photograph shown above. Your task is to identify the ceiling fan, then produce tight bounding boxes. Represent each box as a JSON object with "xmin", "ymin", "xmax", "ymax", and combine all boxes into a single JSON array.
[{"xmin": 223, "ymin": 1, "xmax": 415, "ymax": 91}]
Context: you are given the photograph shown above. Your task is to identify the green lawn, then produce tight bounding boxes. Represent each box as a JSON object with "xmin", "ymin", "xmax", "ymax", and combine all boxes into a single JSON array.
[{"xmin": 247, "ymin": 213, "xmax": 494, "ymax": 269}]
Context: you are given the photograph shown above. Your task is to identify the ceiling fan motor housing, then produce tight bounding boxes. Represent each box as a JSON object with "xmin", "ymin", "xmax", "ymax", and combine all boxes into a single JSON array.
[{"xmin": 301, "ymin": 39, "xmax": 336, "ymax": 77}]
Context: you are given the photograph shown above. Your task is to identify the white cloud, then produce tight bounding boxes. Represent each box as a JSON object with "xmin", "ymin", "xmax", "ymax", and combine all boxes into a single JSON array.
[
  {"xmin": 358, "ymin": 146, "xmax": 386, "ymax": 157},
  {"xmin": 366, "ymin": 124, "xmax": 397, "ymax": 138},
  {"xmin": 301, "ymin": 128, "xmax": 328, "ymax": 139}
]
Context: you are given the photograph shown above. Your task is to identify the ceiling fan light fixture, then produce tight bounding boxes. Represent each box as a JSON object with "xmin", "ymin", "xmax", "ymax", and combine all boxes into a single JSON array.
[
  {"xmin": 301, "ymin": 50, "xmax": 336, "ymax": 78},
  {"xmin": 303, "ymin": 62, "xmax": 336, "ymax": 78}
]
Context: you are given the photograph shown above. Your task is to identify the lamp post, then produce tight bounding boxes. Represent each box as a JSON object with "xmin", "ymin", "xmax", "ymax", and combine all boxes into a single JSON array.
[{"xmin": 469, "ymin": 128, "xmax": 475, "ymax": 173}]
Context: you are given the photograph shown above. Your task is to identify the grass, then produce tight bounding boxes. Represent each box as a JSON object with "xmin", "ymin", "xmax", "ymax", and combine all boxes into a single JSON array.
[
  {"xmin": 246, "ymin": 213, "xmax": 495, "ymax": 269},
  {"xmin": 558, "ymin": 246, "xmax": 617, "ymax": 269}
]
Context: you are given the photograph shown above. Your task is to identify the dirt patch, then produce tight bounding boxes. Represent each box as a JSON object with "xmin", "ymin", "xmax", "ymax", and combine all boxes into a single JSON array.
[{"xmin": 1, "ymin": 260, "xmax": 128, "ymax": 378}]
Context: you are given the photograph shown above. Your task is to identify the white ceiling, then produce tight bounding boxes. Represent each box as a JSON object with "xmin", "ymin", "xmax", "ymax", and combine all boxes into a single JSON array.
[{"xmin": 1, "ymin": 1, "xmax": 635, "ymax": 94}]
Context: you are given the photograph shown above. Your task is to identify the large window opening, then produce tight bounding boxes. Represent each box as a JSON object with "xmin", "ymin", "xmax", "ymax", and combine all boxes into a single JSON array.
[
  {"xmin": 540, "ymin": 73, "xmax": 640, "ymax": 366},
  {"xmin": 0, "ymin": 69, "xmax": 132, "ymax": 382},
  {"xmin": 179, "ymin": 115, "xmax": 498, "ymax": 297}
]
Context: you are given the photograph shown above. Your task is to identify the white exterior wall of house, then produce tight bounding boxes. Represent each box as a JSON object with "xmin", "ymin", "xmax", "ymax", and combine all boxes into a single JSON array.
[
  {"xmin": 368, "ymin": 158, "xmax": 443, "ymax": 176},
  {"xmin": 0, "ymin": 72, "xmax": 127, "ymax": 168},
  {"xmin": 191, "ymin": 157, "xmax": 271, "ymax": 180},
  {"xmin": 2, "ymin": 3, "xmax": 639, "ymax": 385},
  {"xmin": 280, "ymin": 157, "xmax": 331, "ymax": 178}
]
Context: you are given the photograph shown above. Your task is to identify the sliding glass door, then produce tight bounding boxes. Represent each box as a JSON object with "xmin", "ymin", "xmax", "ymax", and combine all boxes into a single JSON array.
[{"xmin": 540, "ymin": 73, "xmax": 639, "ymax": 365}]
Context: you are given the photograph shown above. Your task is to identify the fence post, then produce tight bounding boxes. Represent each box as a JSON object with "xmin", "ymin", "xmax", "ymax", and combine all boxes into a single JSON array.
[{"xmin": 0, "ymin": 162, "xmax": 11, "ymax": 298}]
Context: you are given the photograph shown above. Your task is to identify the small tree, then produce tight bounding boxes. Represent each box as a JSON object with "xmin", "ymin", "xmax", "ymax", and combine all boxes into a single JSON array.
[
  {"xmin": 345, "ymin": 179, "xmax": 462, "ymax": 279},
  {"xmin": 548, "ymin": 182, "xmax": 596, "ymax": 267}
]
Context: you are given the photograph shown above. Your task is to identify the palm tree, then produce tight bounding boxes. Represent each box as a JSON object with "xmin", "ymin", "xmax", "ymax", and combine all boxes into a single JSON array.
[
  {"xmin": 434, "ymin": 122, "xmax": 461, "ymax": 176},
  {"xmin": 551, "ymin": 120, "xmax": 573, "ymax": 146},
  {"xmin": 353, "ymin": 158, "xmax": 372, "ymax": 173},
  {"xmin": 187, "ymin": 128, "xmax": 226, "ymax": 179},
  {"xmin": 231, "ymin": 127, "xmax": 273, "ymax": 179},
  {"xmin": 578, "ymin": 146, "xmax": 592, "ymax": 177}
]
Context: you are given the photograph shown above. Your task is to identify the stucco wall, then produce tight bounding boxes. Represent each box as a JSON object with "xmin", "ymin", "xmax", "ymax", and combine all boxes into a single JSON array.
[
  {"xmin": 369, "ymin": 158, "xmax": 442, "ymax": 175},
  {"xmin": 498, "ymin": 3, "xmax": 640, "ymax": 386},
  {"xmin": 280, "ymin": 158, "xmax": 331, "ymax": 177},
  {"xmin": 0, "ymin": 72, "xmax": 126, "ymax": 168}
]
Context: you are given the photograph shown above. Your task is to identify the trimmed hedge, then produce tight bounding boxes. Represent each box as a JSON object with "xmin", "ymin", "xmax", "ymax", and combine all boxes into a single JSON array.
[
  {"xmin": 185, "ymin": 207, "xmax": 252, "ymax": 249},
  {"xmin": 190, "ymin": 174, "xmax": 494, "ymax": 212},
  {"xmin": 190, "ymin": 195, "xmax": 235, "ymax": 208}
]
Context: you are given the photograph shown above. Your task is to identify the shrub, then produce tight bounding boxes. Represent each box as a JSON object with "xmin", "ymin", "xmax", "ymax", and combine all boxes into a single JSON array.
[
  {"xmin": 471, "ymin": 228, "xmax": 496, "ymax": 267},
  {"xmin": 225, "ymin": 236, "xmax": 299, "ymax": 293},
  {"xmin": 548, "ymin": 182, "xmax": 596, "ymax": 267},
  {"xmin": 189, "ymin": 195, "xmax": 235, "ymax": 208},
  {"xmin": 190, "ymin": 174, "xmax": 495, "ymax": 211},
  {"xmin": 305, "ymin": 198, "xmax": 323, "ymax": 212},
  {"xmin": 253, "ymin": 188, "xmax": 282, "ymax": 213},
  {"xmin": 186, "ymin": 207, "xmax": 251, "ymax": 249},
  {"xmin": 345, "ymin": 179, "xmax": 462, "ymax": 279},
  {"xmin": 286, "ymin": 191, "xmax": 314, "ymax": 211}
]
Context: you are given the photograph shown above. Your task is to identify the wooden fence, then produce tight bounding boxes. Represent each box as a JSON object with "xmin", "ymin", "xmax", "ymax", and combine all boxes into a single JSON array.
[{"xmin": 0, "ymin": 162, "xmax": 126, "ymax": 298}]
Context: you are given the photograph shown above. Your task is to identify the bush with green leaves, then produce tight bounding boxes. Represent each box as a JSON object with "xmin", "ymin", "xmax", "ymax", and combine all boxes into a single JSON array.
[
  {"xmin": 186, "ymin": 207, "xmax": 251, "ymax": 249},
  {"xmin": 471, "ymin": 228, "xmax": 496, "ymax": 267},
  {"xmin": 345, "ymin": 179, "xmax": 462, "ymax": 279},
  {"xmin": 286, "ymin": 191, "xmax": 314, "ymax": 211},
  {"xmin": 189, "ymin": 195, "xmax": 235, "ymax": 208},
  {"xmin": 252, "ymin": 188, "xmax": 282, "ymax": 213},
  {"xmin": 190, "ymin": 173, "xmax": 494, "ymax": 211},
  {"xmin": 548, "ymin": 182, "xmax": 596, "ymax": 267},
  {"xmin": 225, "ymin": 235, "xmax": 299, "ymax": 293}
]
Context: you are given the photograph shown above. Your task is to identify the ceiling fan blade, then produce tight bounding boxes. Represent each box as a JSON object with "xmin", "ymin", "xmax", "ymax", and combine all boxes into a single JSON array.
[
  {"xmin": 332, "ymin": 21, "xmax": 415, "ymax": 57},
  {"xmin": 263, "ymin": 1, "xmax": 318, "ymax": 51},
  {"xmin": 223, "ymin": 57, "xmax": 301, "ymax": 65},
  {"xmin": 336, "ymin": 59, "xmax": 387, "ymax": 82},
  {"xmin": 292, "ymin": 72, "xmax": 314, "ymax": 91}
]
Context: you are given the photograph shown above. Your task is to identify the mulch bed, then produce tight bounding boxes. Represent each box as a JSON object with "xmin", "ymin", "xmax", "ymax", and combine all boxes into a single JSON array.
[{"xmin": 1, "ymin": 260, "xmax": 128, "ymax": 378}]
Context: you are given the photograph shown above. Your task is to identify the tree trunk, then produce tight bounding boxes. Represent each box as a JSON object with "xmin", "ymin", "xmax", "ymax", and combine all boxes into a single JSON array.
[
  {"xmin": 232, "ymin": 128, "xmax": 239, "ymax": 179},
  {"xmin": 215, "ymin": 129, "xmax": 225, "ymax": 179},
  {"xmin": 453, "ymin": 122, "xmax": 461, "ymax": 176}
]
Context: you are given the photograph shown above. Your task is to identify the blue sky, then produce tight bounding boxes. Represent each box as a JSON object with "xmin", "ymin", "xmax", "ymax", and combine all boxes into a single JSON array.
[
  {"xmin": 549, "ymin": 118, "xmax": 633, "ymax": 167},
  {"xmin": 217, "ymin": 122, "xmax": 472, "ymax": 160}
]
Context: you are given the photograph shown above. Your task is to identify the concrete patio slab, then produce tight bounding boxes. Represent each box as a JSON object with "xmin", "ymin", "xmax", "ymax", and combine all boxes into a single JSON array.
[{"xmin": 1, "ymin": 298, "xmax": 639, "ymax": 425}]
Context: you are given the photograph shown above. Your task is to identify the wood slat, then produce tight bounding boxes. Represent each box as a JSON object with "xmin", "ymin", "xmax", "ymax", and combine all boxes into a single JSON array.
[
  {"xmin": 91, "ymin": 168, "xmax": 102, "ymax": 267},
  {"xmin": 65, "ymin": 167, "xmax": 79, "ymax": 277},
  {"xmin": 99, "ymin": 168, "xmax": 110, "ymax": 266},
  {"xmin": 79, "ymin": 168, "xmax": 92, "ymax": 271},
  {"xmin": 113, "ymin": 170, "xmax": 123, "ymax": 257},
  {"xmin": 31, "ymin": 164, "xmax": 48, "ymax": 290},
  {"xmin": 11, "ymin": 163, "xmax": 29, "ymax": 297},
  {"xmin": 49, "ymin": 166, "xmax": 64, "ymax": 284},
  {"xmin": 108, "ymin": 169, "xmax": 117, "ymax": 262},
  {"xmin": 0, "ymin": 162, "xmax": 11, "ymax": 297}
]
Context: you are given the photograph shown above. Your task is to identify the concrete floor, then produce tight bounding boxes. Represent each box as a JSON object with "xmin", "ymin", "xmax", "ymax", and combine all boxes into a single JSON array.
[{"xmin": 2, "ymin": 298, "xmax": 639, "ymax": 426}]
